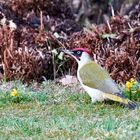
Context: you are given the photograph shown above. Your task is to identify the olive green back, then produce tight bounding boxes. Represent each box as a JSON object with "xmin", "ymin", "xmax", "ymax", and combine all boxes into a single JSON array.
[{"xmin": 79, "ymin": 61, "xmax": 120, "ymax": 94}]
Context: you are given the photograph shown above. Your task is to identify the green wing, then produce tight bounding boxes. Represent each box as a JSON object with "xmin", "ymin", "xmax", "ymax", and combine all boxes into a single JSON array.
[
  {"xmin": 79, "ymin": 61, "xmax": 138, "ymax": 109},
  {"xmin": 79, "ymin": 61, "xmax": 120, "ymax": 94}
]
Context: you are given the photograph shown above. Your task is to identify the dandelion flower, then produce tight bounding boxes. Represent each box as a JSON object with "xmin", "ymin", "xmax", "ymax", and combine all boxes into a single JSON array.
[
  {"xmin": 10, "ymin": 89, "xmax": 18, "ymax": 97},
  {"xmin": 126, "ymin": 81, "xmax": 133, "ymax": 89}
]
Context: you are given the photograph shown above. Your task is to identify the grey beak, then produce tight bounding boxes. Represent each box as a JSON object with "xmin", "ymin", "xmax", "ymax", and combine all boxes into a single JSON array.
[{"xmin": 62, "ymin": 49, "xmax": 73, "ymax": 55}]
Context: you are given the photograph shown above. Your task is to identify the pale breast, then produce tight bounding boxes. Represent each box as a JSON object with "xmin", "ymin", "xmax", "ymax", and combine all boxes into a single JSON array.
[{"xmin": 82, "ymin": 83, "xmax": 106, "ymax": 102}]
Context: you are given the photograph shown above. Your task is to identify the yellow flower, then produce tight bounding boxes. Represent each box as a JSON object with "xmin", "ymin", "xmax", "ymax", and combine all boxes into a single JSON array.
[
  {"xmin": 126, "ymin": 81, "xmax": 133, "ymax": 89},
  {"xmin": 10, "ymin": 89, "xmax": 18, "ymax": 97}
]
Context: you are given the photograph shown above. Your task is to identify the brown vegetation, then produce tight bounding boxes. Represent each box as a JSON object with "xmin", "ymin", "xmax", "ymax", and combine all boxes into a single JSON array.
[{"xmin": 0, "ymin": 0, "xmax": 139, "ymax": 83}]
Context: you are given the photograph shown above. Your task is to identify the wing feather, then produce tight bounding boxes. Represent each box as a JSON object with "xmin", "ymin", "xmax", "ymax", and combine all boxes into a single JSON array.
[{"xmin": 79, "ymin": 61, "xmax": 120, "ymax": 94}]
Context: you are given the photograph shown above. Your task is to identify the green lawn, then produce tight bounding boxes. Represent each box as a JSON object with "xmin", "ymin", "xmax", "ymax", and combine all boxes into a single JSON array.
[{"xmin": 0, "ymin": 81, "xmax": 140, "ymax": 140}]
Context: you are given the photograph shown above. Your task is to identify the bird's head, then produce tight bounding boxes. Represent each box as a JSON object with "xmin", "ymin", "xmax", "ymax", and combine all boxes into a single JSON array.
[{"xmin": 63, "ymin": 48, "xmax": 93, "ymax": 65}]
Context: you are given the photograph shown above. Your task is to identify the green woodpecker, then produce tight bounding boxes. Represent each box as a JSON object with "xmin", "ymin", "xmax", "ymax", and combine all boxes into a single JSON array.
[{"xmin": 64, "ymin": 48, "xmax": 137, "ymax": 109}]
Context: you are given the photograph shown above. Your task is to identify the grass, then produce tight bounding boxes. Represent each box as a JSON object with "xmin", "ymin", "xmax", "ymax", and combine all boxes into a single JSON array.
[{"xmin": 0, "ymin": 81, "xmax": 140, "ymax": 140}]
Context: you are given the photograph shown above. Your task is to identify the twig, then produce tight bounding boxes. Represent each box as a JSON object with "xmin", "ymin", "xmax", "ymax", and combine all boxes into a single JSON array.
[
  {"xmin": 105, "ymin": 19, "xmax": 112, "ymax": 32},
  {"xmin": 52, "ymin": 53, "xmax": 56, "ymax": 80},
  {"xmin": 40, "ymin": 11, "xmax": 44, "ymax": 32},
  {"xmin": 97, "ymin": 9, "xmax": 102, "ymax": 24},
  {"xmin": 91, "ymin": 24, "xmax": 100, "ymax": 35},
  {"xmin": 110, "ymin": 4, "xmax": 115, "ymax": 17},
  {"xmin": 55, "ymin": 61, "xmax": 66, "ymax": 75},
  {"xmin": 129, "ymin": 89, "xmax": 132, "ymax": 100},
  {"xmin": 84, "ymin": 27, "xmax": 95, "ymax": 36},
  {"xmin": 9, "ymin": 34, "xmax": 14, "ymax": 51},
  {"xmin": 49, "ymin": 32, "xmax": 67, "ymax": 49}
]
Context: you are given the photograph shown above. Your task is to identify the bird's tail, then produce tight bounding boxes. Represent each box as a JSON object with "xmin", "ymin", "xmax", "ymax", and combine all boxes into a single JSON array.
[
  {"xmin": 126, "ymin": 100, "xmax": 137, "ymax": 110},
  {"xmin": 103, "ymin": 93, "xmax": 138, "ymax": 110}
]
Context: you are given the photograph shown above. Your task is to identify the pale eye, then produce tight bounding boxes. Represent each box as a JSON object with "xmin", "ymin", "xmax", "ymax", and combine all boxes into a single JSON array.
[{"xmin": 77, "ymin": 51, "xmax": 81, "ymax": 55}]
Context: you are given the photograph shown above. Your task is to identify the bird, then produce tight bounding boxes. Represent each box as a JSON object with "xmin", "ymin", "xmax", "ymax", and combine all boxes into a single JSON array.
[{"xmin": 63, "ymin": 47, "xmax": 137, "ymax": 109}]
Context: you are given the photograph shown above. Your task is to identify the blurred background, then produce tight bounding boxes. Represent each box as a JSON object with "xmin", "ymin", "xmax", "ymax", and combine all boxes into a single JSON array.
[
  {"xmin": 66, "ymin": 0, "xmax": 139, "ymax": 25},
  {"xmin": 0, "ymin": 0, "xmax": 139, "ymax": 83}
]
